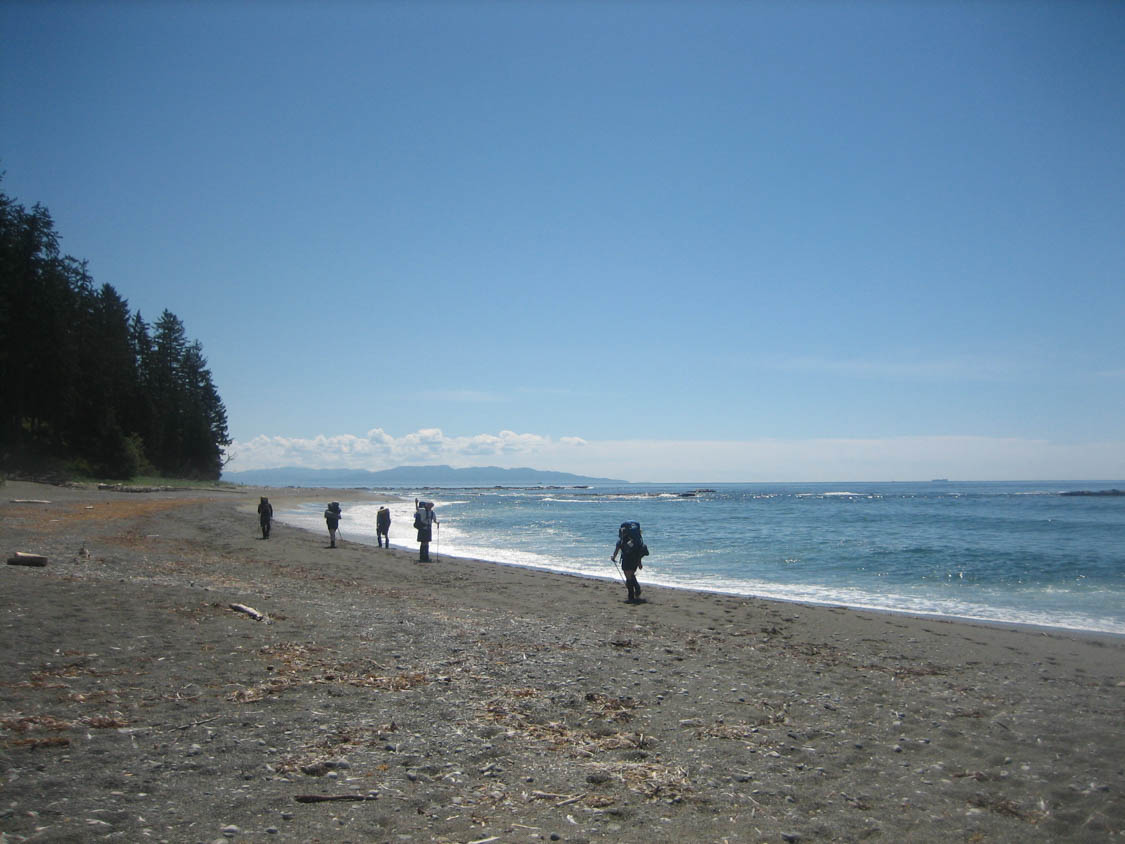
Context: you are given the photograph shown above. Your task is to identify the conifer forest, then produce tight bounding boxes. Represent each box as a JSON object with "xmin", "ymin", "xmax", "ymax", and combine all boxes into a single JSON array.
[{"xmin": 0, "ymin": 180, "xmax": 230, "ymax": 480}]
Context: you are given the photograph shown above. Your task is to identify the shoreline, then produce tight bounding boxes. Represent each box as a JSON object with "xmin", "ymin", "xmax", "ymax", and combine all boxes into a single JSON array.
[
  {"xmin": 270, "ymin": 491, "xmax": 1125, "ymax": 640},
  {"xmin": 3, "ymin": 480, "xmax": 1123, "ymax": 842}
]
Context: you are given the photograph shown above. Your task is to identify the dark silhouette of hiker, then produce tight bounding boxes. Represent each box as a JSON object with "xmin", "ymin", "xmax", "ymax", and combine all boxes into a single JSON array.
[
  {"xmin": 414, "ymin": 499, "xmax": 438, "ymax": 561},
  {"xmin": 324, "ymin": 502, "xmax": 342, "ymax": 548},
  {"xmin": 257, "ymin": 497, "xmax": 273, "ymax": 539},
  {"xmin": 611, "ymin": 521, "xmax": 649, "ymax": 603},
  {"xmin": 376, "ymin": 506, "xmax": 391, "ymax": 548}
]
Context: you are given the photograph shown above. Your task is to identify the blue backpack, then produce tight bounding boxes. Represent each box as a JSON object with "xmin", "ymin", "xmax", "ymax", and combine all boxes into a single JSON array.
[{"xmin": 619, "ymin": 521, "xmax": 649, "ymax": 559}]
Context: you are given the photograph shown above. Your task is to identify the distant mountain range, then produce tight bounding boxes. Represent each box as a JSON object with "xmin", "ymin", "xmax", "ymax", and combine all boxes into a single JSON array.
[{"xmin": 222, "ymin": 464, "xmax": 626, "ymax": 487}]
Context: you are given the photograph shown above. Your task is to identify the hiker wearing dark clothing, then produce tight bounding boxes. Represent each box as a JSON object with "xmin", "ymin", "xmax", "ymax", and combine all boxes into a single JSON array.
[
  {"xmin": 324, "ymin": 502, "xmax": 342, "ymax": 548},
  {"xmin": 611, "ymin": 521, "xmax": 649, "ymax": 603},
  {"xmin": 414, "ymin": 499, "xmax": 438, "ymax": 562},
  {"xmin": 257, "ymin": 497, "xmax": 273, "ymax": 539},
  {"xmin": 376, "ymin": 506, "xmax": 391, "ymax": 548}
]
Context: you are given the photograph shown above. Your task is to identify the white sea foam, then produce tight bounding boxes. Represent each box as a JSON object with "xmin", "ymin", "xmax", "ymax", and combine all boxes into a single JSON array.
[{"xmin": 600, "ymin": 571, "xmax": 1125, "ymax": 635}]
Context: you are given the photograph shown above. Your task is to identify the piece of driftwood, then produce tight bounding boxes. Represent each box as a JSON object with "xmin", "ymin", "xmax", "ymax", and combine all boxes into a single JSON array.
[
  {"xmin": 8, "ymin": 552, "xmax": 47, "ymax": 567},
  {"xmin": 10, "ymin": 499, "xmax": 51, "ymax": 504},
  {"xmin": 160, "ymin": 715, "xmax": 220, "ymax": 733},
  {"xmin": 229, "ymin": 603, "xmax": 265, "ymax": 621},
  {"xmin": 554, "ymin": 793, "xmax": 587, "ymax": 807},
  {"xmin": 293, "ymin": 794, "xmax": 378, "ymax": 803}
]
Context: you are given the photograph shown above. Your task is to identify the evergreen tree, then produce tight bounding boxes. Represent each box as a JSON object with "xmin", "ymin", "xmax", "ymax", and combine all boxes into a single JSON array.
[
  {"xmin": 77, "ymin": 283, "xmax": 141, "ymax": 477},
  {"xmin": 149, "ymin": 309, "xmax": 187, "ymax": 473},
  {"xmin": 126, "ymin": 311, "xmax": 155, "ymax": 464},
  {"xmin": 180, "ymin": 340, "xmax": 230, "ymax": 478},
  {"xmin": 0, "ymin": 197, "xmax": 79, "ymax": 449}
]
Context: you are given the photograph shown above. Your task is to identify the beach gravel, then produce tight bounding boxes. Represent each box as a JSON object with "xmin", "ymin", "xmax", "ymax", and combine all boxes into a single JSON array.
[{"xmin": 2, "ymin": 481, "xmax": 1123, "ymax": 842}]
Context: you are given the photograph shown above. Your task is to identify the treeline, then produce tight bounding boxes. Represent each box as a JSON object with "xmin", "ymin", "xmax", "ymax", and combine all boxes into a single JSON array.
[{"xmin": 0, "ymin": 181, "xmax": 230, "ymax": 480}]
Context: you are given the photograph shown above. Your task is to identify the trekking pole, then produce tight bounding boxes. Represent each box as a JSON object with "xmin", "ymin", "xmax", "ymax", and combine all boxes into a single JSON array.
[
  {"xmin": 612, "ymin": 557, "xmax": 626, "ymax": 583},
  {"xmin": 434, "ymin": 522, "xmax": 440, "ymax": 562}
]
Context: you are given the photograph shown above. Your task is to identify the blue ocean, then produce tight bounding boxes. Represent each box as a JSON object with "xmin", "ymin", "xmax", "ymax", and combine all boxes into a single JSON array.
[{"xmin": 276, "ymin": 481, "xmax": 1125, "ymax": 636}]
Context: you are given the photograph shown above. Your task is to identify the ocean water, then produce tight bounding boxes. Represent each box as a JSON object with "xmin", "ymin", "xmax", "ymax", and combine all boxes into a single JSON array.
[{"xmin": 275, "ymin": 481, "xmax": 1125, "ymax": 635}]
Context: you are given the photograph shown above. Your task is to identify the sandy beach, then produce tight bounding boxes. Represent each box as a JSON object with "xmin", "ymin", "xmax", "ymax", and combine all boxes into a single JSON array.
[{"xmin": 2, "ymin": 481, "xmax": 1123, "ymax": 843}]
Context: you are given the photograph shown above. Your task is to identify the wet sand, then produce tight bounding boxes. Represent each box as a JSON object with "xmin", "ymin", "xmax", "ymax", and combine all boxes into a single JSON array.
[{"xmin": 2, "ymin": 481, "xmax": 1123, "ymax": 842}]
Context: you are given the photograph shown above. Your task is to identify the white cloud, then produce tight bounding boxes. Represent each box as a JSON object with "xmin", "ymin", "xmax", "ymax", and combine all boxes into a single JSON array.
[
  {"xmin": 226, "ymin": 427, "xmax": 575, "ymax": 472},
  {"xmin": 225, "ymin": 428, "xmax": 1125, "ymax": 482}
]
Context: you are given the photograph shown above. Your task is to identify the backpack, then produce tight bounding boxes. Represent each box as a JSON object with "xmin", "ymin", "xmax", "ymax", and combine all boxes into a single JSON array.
[{"xmin": 620, "ymin": 521, "xmax": 649, "ymax": 559}]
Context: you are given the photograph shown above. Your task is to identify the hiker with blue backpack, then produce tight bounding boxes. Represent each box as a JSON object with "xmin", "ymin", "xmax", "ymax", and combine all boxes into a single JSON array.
[{"xmin": 611, "ymin": 521, "xmax": 649, "ymax": 603}]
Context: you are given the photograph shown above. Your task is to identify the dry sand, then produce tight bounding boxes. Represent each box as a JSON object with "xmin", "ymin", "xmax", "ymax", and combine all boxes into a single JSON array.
[{"xmin": 2, "ymin": 481, "xmax": 1123, "ymax": 843}]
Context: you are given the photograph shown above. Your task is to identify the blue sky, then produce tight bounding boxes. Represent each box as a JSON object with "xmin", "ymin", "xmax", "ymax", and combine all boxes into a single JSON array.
[{"xmin": 3, "ymin": 1, "xmax": 1123, "ymax": 482}]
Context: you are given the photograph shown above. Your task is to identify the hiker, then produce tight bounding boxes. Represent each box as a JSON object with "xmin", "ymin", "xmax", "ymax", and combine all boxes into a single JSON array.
[
  {"xmin": 257, "ymin": 496, "xmax": 273, "ymax": 539},
  {"xmin": 414, "ymin": 499, "xmax": 438, "ymax": 561},
  {"xmin": 611, "ymin": 521, "xmax": 649, "ymax": 603},
  {"xmin": 324, "ymin": 502, "xmax": 342, "ymax": 548},
  {"xmin": 376, "ymin": 506, "xmax": 391, "ymax": 548}
]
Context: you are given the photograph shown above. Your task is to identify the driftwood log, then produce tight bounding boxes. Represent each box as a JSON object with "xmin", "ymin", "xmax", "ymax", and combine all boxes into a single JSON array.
[
  {"xmin": 228, "ymin": 603, "xmax": 266, "ymax": 621},
  {"xmin": 293, "ymin": 794, "xmax": 378, "ymax": 803},
  {"xmin": 8, "ymin": 552, "xmax": 47, "ymax": 567}
]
